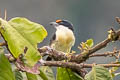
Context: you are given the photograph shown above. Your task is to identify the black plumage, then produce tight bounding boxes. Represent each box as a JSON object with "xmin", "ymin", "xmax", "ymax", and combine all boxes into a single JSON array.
[
  {"xmin": 57, "ymin": 20, "xmax": 74, "ymax": 31},
  {"xmin": 49, "ymin": 33, "xmax": 56, "ymax": 46}
]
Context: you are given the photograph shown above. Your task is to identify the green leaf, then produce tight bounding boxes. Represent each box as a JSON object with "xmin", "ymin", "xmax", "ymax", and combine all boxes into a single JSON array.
[
  {"xmin": 0, "ymin": 53, "xmax": 15, "ymax": 80},
  {"xmin": 26, "ymin": 72, "xmax": 38, "ymax": 80},
  {"xmin": 14, "ymin": 70, "xmax": 23, "ymax": 80},
  {"xmin": 85, "ymin": 65, "xmax": 113, "ymax": 80},
  {"xmin": 86, "ymin": 39, "xmax": 93, "ymax": 47},
  {"xmin": 39, "ymin": 66, "xmax": 55, "ymax": 80},
  {"xmin": 56, "ymin": 67, "xmax": 84, "ymax": 80},
  {"xmin": 109, "ymin": 67, "xmax": 119, "ymax": 78},
  {"xmin": 0, "ymin": 17, "xmax": 47, "ymax": 66}
]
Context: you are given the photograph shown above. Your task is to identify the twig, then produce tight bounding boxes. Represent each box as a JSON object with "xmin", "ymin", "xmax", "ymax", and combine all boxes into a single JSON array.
[
  {"xmin": 2, "ymin": 17, "xmax": 120, "ymax": 75},
  {"xmin": 83, "ymin": 63, "xmax": 120, "ymax": 68},
  {"xmin": 38, "ymin": 46, "xmax": 67, "ymax": 61},
  {"xmin": 38, "ymin": 32, "xmax": 120, "ymax": 63},
  {"xmin": 89, "ymin": 51, "xmax": 119, "ymax": 58},
  {"xmin": 38, "ymin": 25, "xmax": 120, "ymax": 63},
  {"xmin": 116, "ymin": 17, "xmax": 120, "ymax": 24},
  {"xmin": 0, "ymin": 42, "xmax": 6, "ymax": 46},
  {"xmin": 4, "ymin": 9, "xmax": 7, "ymax": 20},
  {"xmin": 5, "ymin": 53, "xmax": 15, "ymax": 62},
  {"xmin": 39, "ymin": 60, "xmax": 120, "ymax": 69},
  {"xmin": 69, "ymin": 29, "xmax": 120, "ymax": 63}
]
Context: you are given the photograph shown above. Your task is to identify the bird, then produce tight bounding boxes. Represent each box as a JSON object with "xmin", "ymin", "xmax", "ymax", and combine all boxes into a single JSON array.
[
  {"xmin": 48, "ymin": 20, "xmax": 87, "ymax": 79},
  {"xmin": 49, "ymin": 19, "xmax": 75, "ymax": 54},
  {"xmin": 48, "ymin": 19, "xmax": 78, "ymax": 80}
]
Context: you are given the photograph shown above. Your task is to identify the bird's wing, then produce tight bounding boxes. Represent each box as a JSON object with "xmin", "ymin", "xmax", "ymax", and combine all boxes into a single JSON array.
[{"xmin": 49, "ymin": 33, "xmax": 56, "ymax": 47}]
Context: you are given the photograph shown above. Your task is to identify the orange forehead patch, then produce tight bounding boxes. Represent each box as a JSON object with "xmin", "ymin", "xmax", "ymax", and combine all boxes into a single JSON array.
[{"xmin": 56, "ymin": 19, "xmax": 62, "ymax": 23}]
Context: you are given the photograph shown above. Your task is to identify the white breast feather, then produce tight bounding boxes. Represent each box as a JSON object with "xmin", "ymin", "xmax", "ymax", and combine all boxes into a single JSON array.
[{"xmin": 56, "ymin": 25, "xmax": 75, "ymax": 47}]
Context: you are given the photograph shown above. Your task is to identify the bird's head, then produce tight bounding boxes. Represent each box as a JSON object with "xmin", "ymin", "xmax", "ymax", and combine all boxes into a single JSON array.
[{"xmin": 49, "ymin": 19, "xmax": 74, "ymax": 31}]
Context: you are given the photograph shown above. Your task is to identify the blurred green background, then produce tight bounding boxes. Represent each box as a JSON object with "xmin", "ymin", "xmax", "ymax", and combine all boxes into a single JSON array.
[{"xmin": 0, "ymin": 0, "xmax": 120, "ymax": 79}]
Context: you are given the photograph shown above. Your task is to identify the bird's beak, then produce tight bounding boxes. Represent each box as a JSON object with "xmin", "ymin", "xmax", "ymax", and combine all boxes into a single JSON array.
[{"xmin": 49, "ymin": 22, "xmax": 59, "ymax": 27}]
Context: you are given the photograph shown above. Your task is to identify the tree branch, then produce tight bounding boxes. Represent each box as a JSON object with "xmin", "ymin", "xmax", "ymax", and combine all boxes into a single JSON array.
[
  {"xmin": 89, "ymin": 50, "xmax": 119, "ymax": 59},
  {"xmin": 38, "ymin": 29, "xmax": 120, "ymax": 63},
  {"xmin": 3, "ymin": 17, "xmax": 120, "ymax": 76},
  {"xmin": 70, "ymin": 38, "xmax": 112, "ymax": 63},
  {"xmin": 0, "ymin": 42, "xmax": 6, "ymax": 46},
  {"xmin": 83, "ymin": 63, "xmax": 120, "ymax": 68},
  {"xmin": 70, "ymin": 18, "xmax": 120, "ymax": 63},
  {"xmin": 39, "ymin": 60, "xmax": 120, "ymax": 69},
  {"xmin": 38, "ymin": 46, "xmax": 67, "ymax": 61}
]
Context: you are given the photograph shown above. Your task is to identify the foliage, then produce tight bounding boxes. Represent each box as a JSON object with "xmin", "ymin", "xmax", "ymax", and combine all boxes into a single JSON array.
[
  {"xmin": 0, "ymin": 53, "xmax": 15, "ymax": 80},
  {"xmin": 14, "ymin": 70, "xmax": 23, "ymax": 80},
  {"xmin": 26, "ymin": 72, "xmax": 38, "ymax": 80},
  {"xmin": 39, "ymin": 66, "xmax": 55, "ymax": 80},
  {"xmin": 78, "ymin": 39, "xmax": 94, "ymax": 52},
  {"xmin": 0, "ymin": 17, "xmax": 47, "ymax": 66},
  {"xmin": 0, "ymin": 17, "xmax": 119, "ymax": 80},
  {"xmin": 57, "ymin": 67, "xmax": 83, "ymax": 80},
  {"xmin": 85, "ymin": 65, "xmax": 112, "ymax": 80}
]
